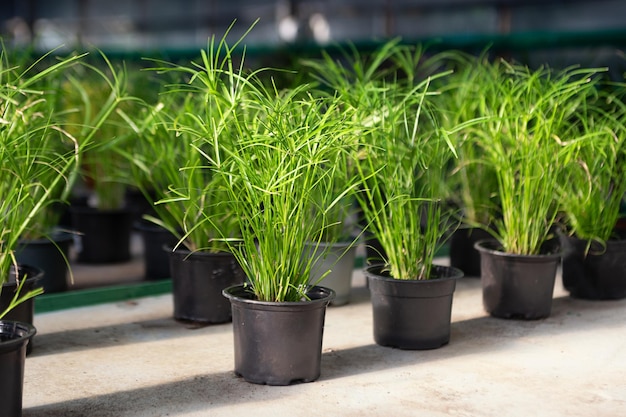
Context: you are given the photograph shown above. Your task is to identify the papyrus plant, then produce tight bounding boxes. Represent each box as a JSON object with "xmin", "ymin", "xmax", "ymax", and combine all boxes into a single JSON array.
[
  {"xmin": 470, "ymin": 60, "xmax": 604, "ymax": 255},
  {"xmin": 308, "ymin": 41, "xmax": 463, "ymax": 280},
  {"xmin": 0, "ymin": 47, "xmax": 128, "ymax": 316},
  {"xmin": 121, "ymin": 25, "xmax": 254, "ymax": 252},
  {"xmin": 557, "ymin": 85, "xmax": 626, "ymax": 245}
]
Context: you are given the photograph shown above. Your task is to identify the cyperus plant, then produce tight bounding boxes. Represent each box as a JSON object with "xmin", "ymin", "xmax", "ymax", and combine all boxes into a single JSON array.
[
  {"xmin": 470, "ymin": 60, "xmax": 604, "ymax": 255},
  {"xmin": 199, "ymin": 79, "xmax": 362, "ymax": 302},
  {"xmin": 312, "ymin": 41, "xmax": 463, "ymax": 280},
  {"xmin": 123, "ymin": 25, "xmax": 256, "ymax": 252},
  {"xmin": 557, "ymin": 86, "xmax": 626, "ymax": 245},
  {"xmin": 0, "ymin": 46, "xmax": 132, "ymax": 316}
]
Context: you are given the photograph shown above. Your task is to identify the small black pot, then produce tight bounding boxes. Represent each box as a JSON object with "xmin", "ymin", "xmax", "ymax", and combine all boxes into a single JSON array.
[
  {"xmin": 2, "ymin": 265, "xmax": 43, "ymax": 355},
  {"xmin": 475, "ymin": 239, "xmax": 560, "ymax": 320},
  {"xmin": 222, "ymin": 285, "xmax": 335, "ymax": 385},
  {"xmin": 0, "ymin": 321, "xmax": 37, "ymax": 417},
  {"xmin": 365, "ymin": 264, "xmax": 462, "ymax": 350},
  {"xmin": 560, "ymin": 234, "xmax": 626, "ymax": 300},
  {"xmin": 71, "ymin": 206, "xmax": 133, "ymax": 263},
  {"xmin": 169, "ymin": 248, "xmax": 246, "ymax": 324},
  {"xmin": 16, "ymin": 230, "xmax": 73, "ymax": 293},
  {"xmin": 449, "ymin": 227, "xmax": 493, "ymax": 278},
  {"xmin": 135, "ymin": 221, "xmax": 178, "ymax": 280}
]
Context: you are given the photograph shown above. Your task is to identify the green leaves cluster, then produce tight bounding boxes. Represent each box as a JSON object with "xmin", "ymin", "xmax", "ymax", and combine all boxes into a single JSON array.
[
  {"xmin": 1, "ymin": 45, "xmax": 130, "ymax": 315},
  {"xmin": 444, "ymin": 58, "xmax": 607, "ymax": 255},
  {"xmin": 307, "ymin": 42, "xmax": 463, "ymax": 280}
]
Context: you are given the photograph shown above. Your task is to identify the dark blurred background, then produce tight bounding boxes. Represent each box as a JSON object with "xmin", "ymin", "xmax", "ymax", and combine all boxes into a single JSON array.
[{"xmin": 3, "ymin": 0, "xmax": 626, "ymax": 70}]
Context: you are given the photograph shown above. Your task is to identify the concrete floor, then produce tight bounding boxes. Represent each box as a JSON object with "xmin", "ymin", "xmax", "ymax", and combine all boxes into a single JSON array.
[{"xmin": 22, "ymin": 254, "xmax": 626, "ymax": 417}]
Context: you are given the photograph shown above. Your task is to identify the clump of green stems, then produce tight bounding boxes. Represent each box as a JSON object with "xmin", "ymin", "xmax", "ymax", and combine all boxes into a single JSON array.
[
  {"xmin": 557, "ymin": 85, "xmax": 626, "ymax": 246},
  {"xmin": 123, "ymin": 24, "xmax": 255, "ymax": 253},
  {"xmin": 208, "ymin": 83, "xmax": 361, "ymax": 302},
  {"xmin": 0, "ymin": 47, "xmax": 129, "ymax": 317},
  {"xmin": 468, "ymin": 59, "xmax": 605, "ymax": 255},
  {"xmin": 307, "ymin": 41, "xmax": 465, "ymax": 280},
  {"xmin": 60, "ymin": 57, "xmax": 138, "ymax": 210},
  {"xmin": 432, "ymin": 51, "xmax": 500, "ymax": 228},
  {"xmin": 182, "ymin": 32, "xmax": 363, "ymax": 302}
]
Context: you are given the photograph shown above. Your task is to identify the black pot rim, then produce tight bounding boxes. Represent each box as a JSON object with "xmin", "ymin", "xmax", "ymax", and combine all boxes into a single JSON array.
[
  {"xmin": 3, "ymin": 264, "xmax": 44, "ymax": 289},
  {"xmin": 364, "ymin": 263, "xmax": 464, "ymax": 282},
  {"xmin": 474, "ymin": 239, "xmax": 561, "ymax": 261},
  {"xmin": 223, "ymin": 284, "xmax": 335, "ymax": 309},
  {"xmin": 18, "ymin": 229, "xmax": 75, "ymax": 245},
  {"xmin": 562, "ymin": 233, "xmax": 626, "ymax": 247},
  {"xmin": 70, "ymin": 206, "xmax": 132, "ymax": 215},
  {"xmin": 166, "ymin": 246, "xmax": 235, "ymax": 260},
  {"xmin": 0, "ymin": 320, "xmax": 36, "ymax": 353},
  {"xmin": 304, "ymin": 240, "xmax": 357, "ymax": 250}
]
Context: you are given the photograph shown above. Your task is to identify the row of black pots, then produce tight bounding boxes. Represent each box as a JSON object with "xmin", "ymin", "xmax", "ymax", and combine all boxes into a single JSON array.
[
  {"xmin": 473, "ymin": 233, "xmax": 626, "ymax": 320},
  {"xmin": 448, "ymin": 227, "xmax": 626, "ymax": 301}
]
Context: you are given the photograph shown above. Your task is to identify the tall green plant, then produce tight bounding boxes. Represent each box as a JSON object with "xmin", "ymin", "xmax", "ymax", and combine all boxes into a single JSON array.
[
  {"xmin": 122, "ymin": 25, "xmax": 257, "ymax": 252},
  {"xmin": 355, "ymin": 78, "xmax": 456, "ymax": 280},
  {"xmin": 433, "ymin": 51, "xmax": 499, "ymax": 227},
  {"xmin": 470, "ymin": 60, "xmax": 604, "ymax": 255},
  {"xmin": 307, "ymin": 41, "xmax": 463, "ymax": 280},
  {"xmin": 198, "ymin": 76, "xmax": 361, "ymax": 301},
  {"xmin": 557, "ymin": 87, "xmax": 626, "ymax": 244},
  {"xmin": 59, "ymin": 56, "xmax": 137, "ymax": 210},
  {"xmin": 0, "ymin": 47, "xmax": 129, "ymax": 316}
]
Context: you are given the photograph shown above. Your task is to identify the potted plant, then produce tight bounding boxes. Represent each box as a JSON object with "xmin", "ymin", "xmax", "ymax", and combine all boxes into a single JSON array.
[
  {"xmin": 434, "ymin": 52, "xmax": 499, "ymax": 277},
  {"xmin": 472, "ymin": 59, "xmax": 604, "ymax": 319},
  {"xmin": 122, "ymin": 31, "xmax": 254, "ymax": 323},
  {"xmin": 557, "ymin": 86, "xmax": 626, "ymax": 300},
  {"xmin": 61, "ymin": 58, "xmax": 138, "ymax": 264},
  {"xmin": 216, "ymin": 82, "xmax": 362, "ymax": 383},
  {"xmin": 346, "ymin": 45, "xmax": 469, "ymax": 350},
  {"xmin": 174, "ymin": 27, "xmax": 364, "ymax": 384},
  {"xmin": 0, "ymin": 46, "xmax": 96, "ymax": 417}
]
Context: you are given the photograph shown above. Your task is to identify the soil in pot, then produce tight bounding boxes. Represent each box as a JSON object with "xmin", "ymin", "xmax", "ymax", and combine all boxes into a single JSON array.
[
  {"xmin": 0, "ymin": 320, "xmax": 37, "ymax": 417},
  {"xmin": 475, "ymin": 239, "xmax": 560, "ymax": 320},
  {"xmin": 223, "ymin": 285, "xmax": 334, "ymax": 385},
  {"xmin": 306, "ymin": 241, "xmax": 357, "ymax": 306},
  {"xmin": 16, "ymin": 230, "xmax": 73, "ymax": 293},
  {"xmin": 169, "ymin": 248, "xmax": 246, "ymax": 324},
  {"xmin": 365, "ymin": 264, "xmax": 462, "ymax": 350},
  {"xmin": 70, "ymin": 206, "xmax": 133, "ymax": 264},
  {"xmin": 560, "ymin": 234, "xmax": 626, "ymax": 300}
]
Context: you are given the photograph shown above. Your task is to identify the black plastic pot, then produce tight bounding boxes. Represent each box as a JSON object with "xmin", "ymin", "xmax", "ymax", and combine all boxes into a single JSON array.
[
  {"xmin": 16, "ymin": 230, "xmax": 73, "ymax": 293},
  {"xmin": 2, "ymin": 265, "xmax": 43, "ymax": 355},
  {"xmin": 70, "ymin": 207, "xmax": 133, "ymax": 264},
  {"xmin": 169, "ymin": 248, "xmax": 246, "ymax": 324},
  {"xmin": 222, "ymin": 285, "xmax": 335, "ymax": 385},
  {"xmin": 0, "ymin": 320, "xmax": 36, "ymax": 417},
  {"xmin": 475, "ymin": 239, "xmax": 560, "ymax": 320},
  {"xmin": 449, "ymin": 227, "xmax": 493, "ymax": 278},
  {"xmin": 560, "ymin": 234, "xmax": 626, "ymax": 300},
  {"xmin": 70, "ymin": 206, "xmax": 133, "ymax": 263},
  {"xmin": 365, "ymin": 264, "xmax": 462, "ymax": 350},
  {"xmin": 135, "ymin": 221, "xmax": 178, "ymax": 280},
  {"xmin": 306, "ymin": 241, "xmax": 357, "ymax": 306}
]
